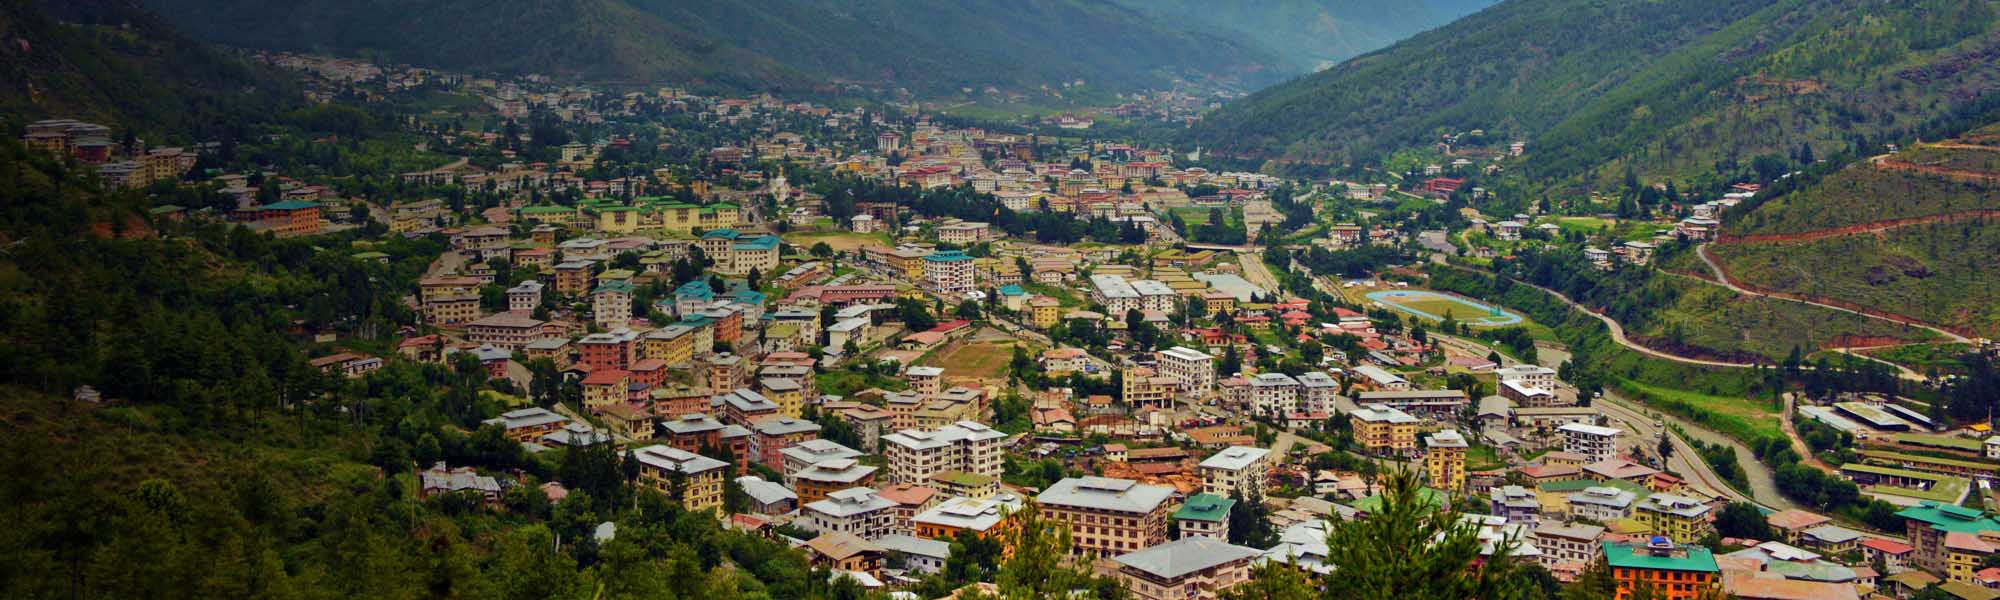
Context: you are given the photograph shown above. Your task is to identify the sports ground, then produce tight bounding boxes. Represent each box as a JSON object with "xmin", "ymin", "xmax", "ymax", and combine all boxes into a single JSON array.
[{"xmin": 1365, "ymin": 290, "xmax": 1524, "ymax": 327}]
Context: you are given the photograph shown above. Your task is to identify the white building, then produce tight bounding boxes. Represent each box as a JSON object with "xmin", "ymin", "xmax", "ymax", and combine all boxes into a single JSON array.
[
  {"xmin": 1157, "ymin": 347, "xmax": 1216, "ymax": 395},
  {"xmin": 1495, "ymin": 364, "xmax": 1558, "ymax": 389},
  {"xmin": 781, "ymin": 439, "xmax": 866, "ymax": 482},
  {"xmin": 1532, "ymin": 523, "xmax": 1605, "ymax": 569},
  {"xmin": 880, "ymin": 421, "xmax": 1006, "ymax": 485},
  {"xmin": 1090, "ymin": 274, "xmax": 1141, "ymax": 316},
  {"xmin": 1199, "ymin": 446, "xmax": 1271, "ymax": 499},
  {"xmin": 801, "ymin": 487, "xmax": 898, "ymax": 540},
  {"xmin": 1558, "ymin": 423, "xmax": 1622, "ymax": 463},
  {"xmin": 1247, "ymin": 373, "xmax": 1300, "ymax": 419},
  {"xmin": 1567, "ymin": 486, "xmax": 1638, "ymax": 522},
  {"xmin": 1352, "ymin": 365, "xmax": 1409, "ymax": 391},
  {"xmin": 876, "ymin": 534, "xmax": 950, "ymax": 574},
  {"xmin": 922, "ymin": 250, "xmax": 976, "ymax": 297},
  {"xmin": 1297, "ymin": 371, "xmax": 1341, "ymax": 415},
  {"xmin": 508, "ymin": 280, "xmax": 544, "ymax": 312}
]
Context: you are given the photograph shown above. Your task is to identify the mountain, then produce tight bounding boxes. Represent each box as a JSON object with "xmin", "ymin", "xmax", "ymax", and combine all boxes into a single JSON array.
[
  {"xmin": 135, "ymin": 0, "xmax": 1284, "ymax": 93},
  {"xmin": 1703, "ymin": 125, "xmax": 2000, "ymax": 339},
  {"xmin": 1107, "ymin": 0, "xmax": 1496, "ymax": 72},
  {"xmin": 0, "ymin": 0, "xmax": 298, "ymax": 139},
  {"xmin": 1190, "ymin": 0, "xmax": 2000, "ymax": 189}
]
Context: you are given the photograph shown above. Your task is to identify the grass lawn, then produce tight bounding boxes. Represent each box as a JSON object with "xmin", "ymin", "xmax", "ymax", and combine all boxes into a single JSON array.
[
  {"xmin": 1466, "ymin": 444, "xmax": 1505, "ymax": 471},
  {"xmin": 1617, "ymin": 379, "xmax": 1783, "ymax": 444}
]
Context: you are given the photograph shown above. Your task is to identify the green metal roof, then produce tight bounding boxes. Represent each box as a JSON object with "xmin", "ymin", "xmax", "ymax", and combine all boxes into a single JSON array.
[
  {"xmin": 1896, "ymin": 501, "xmax": 2000, "ymax": 535},
  {"xmin": 1172, "ymin": 493, "xmax": 1234, "ymax": 523},
  {"xmin": 260, "ymin": 200, "xmax": 320, "ymax": 210},
  {"xmin": 1602, "ymin": 541, "xmax": 1718, "ymax": 573}
]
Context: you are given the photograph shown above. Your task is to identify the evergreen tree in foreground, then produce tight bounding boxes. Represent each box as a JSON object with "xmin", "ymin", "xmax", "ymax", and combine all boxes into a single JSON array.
[{"xmin": 1316, "ymin": 468, "xmax": 1535, "ymax": 600}]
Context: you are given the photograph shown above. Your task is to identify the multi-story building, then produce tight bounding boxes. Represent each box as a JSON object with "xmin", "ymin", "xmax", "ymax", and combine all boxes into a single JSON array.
[
  {"xmin": 553, "ymin": 261, "xmax": 594, "ymax": 297},
  {"xmin": 1635, "ymin": 494, "xmax": 1714, "ymax": 544},
  {"xmin": 1350, "ymin": 406, "xmax": 1418, "ymax": 456},
  {"xmin": 1424, "ymin": 430, "xmax": 1469, "ymax": 493},
  {"xmin": 1198, "ymin": 446, "xmax": 1270, "ymax": 500},
  {"xmin": 1297, "ymin": 371, "xmax": 1340, "ymax": 414},
  {"xmin": 465, "ymin": 311, "xmax": 547, "ymax": 351},
  {"xmin": 912, "ymin": 494, "xmax": 1023, "ymax": 544},
  {"xmin": 1121, "ymin": 366, "xmax": 1178, "ymax": 412},
  {"xmin": 1111, "ymin": 536, "xmax": 1262, "ymax": 600},
  {"xmin": 749, "ymin": 416, "xmax": 822, "ymax": 470},
  {"xmin": 922, "ymin": 250, "xmax": 976, "ymax": 297},
  {"xmin": 881, "ymin": 421, "xmax": 1006, "ymax": 484},
  {"xmin": 1029, "ymin": 296, "xmax": 1061, "ymax": 329},
  {"xmin": 1490, "ymin": 485, "xmax": 1540, "ymax": 526},
  {"xmin": 780, "ymin": 439, "xmax": 865, "ymax": 481},
  {"xmin": 581, "ymin": 369, "xmax": 631, "ymax": 408},
  {"xmin": 1089, "ymin": 274, "xmax": 1141, "ymax": 315},
  {"xmin": 1247, "ymin": 373, "xmax": 1300, "ymax": 418},
  {"xmin": 508, "ymin": 280, "xmax": 545, "ymax": 312},
  {"xmin": 1172, "ymin": 493, "xmax": 1233, "ymax": 541},
  {"xmin": 1560, "ymin": 423, "xmax": 1622, "ymax": 463},
  {"xmin": 905, "ymin": 366, "xmax": 945, "ymax": 395},
  {"xmin": 576, "ymin": 329, "xmax": 638, "ymax": 371},
  {"xmin": 1533, "ymin": 523, "xmax": 1605, "ymax": 569},
  {"xmin": 593, "ymin": 280, "xmax": 634, "ymax": 329},
  {"xmin": 631, "ymin": 445, "xmax": 729, "ymax": 512},
  {"xmin": 1569, "ymin": 486, "xmax": 1640, "ymax": 522},
  {"xmin": 1496, "ymin": 364, "xmax": 1559, "ymax": 389},
  {"xmin": 659, "ymin": 413, "xmax": 726, "ymax": 454},
  {"xmin": 1898, "ymin": 501, "xmax": 2000, "ymax": 576},
  {"xmin": 481, "ymin": 407, "xmax": 570, "ymax": 442},
  {"xmin": 1157, "ymin": 347, "xmax": 1216, "ymax": 395},
  {"xmin": 793, "ymin": 458, "xmax": 880, "ymax": 505},
  {"xmin": 1035, "ymin": 477, "xmax": 1174, "ymax": 557},
  {"xmin": 760, "ymin": 377, "xmax": 805, "ymax": 418},
  {"xmin": 801, "ymin": 487, "xmax": 898, "ymax": 540},
  {"xmin": 1602, "ymin": 539, "xmax": 1719, "ymax": 600}
]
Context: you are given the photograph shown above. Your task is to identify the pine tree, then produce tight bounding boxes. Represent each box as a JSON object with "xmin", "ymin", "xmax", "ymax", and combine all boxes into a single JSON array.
[{"xmin": 1311, "ymin": 468, "xmax": 1536, "ymax": 599}]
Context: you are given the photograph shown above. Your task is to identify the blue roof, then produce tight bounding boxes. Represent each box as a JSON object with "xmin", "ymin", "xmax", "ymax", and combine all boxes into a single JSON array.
[
  {"xmin": 701, "ymin": 228, "xmax": 741, "ymax": 240},
  {"xmin": 733, "ymin": 235, "xmax": 779, "ymax": 251},
  {"xmin": 675, "ymin": 280, "xmax": 716, "ymax": 300},
  {"xmin": 730, "ymin": 288, "xmax": 768, "ymax": 305},
  {"xmin": 260, "ymin": 200, "xmax": 321, "ymax": 211},
  {"xmin": 925, "ymin": 250, "xmax": 973, "ymax": 263},
  {"xmin": 998, "ymin": 285, "xmax": 1026, "ymax": 296}
]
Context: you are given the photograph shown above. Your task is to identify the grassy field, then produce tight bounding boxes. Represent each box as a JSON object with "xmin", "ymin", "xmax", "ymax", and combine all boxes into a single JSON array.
[
  {"xmin": 782, "ymin": 231, "xmax": 895, "ymax": 253},
  {"xmin": 917, "ymin": 338, "xmax": 1019, "ymax": 381},
  {"xmin": 1553, "ymin": 217, "xmax": 1667, "ymax": 242},
  {"xmin": 1616, "ymin": 379, "xmax": 1783, "ymax": 443},
  {"xmin": 1710, "ymin": 220, "xmax": 2000, "ymax": 338},
  {"xmin": 1466, "ymin": 444, "xmax": 1504, "ymax": 471}
]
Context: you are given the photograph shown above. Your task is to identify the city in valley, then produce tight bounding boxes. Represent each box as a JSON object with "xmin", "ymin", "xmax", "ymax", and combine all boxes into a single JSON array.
[{"xmin": 9, "ymin": 2, "xmax": 2000, "ymax": 600}]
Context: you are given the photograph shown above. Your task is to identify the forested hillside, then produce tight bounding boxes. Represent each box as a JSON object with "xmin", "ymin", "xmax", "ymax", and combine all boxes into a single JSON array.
[
  {"xmin": 137, "ymin": 0, "xmax": 1283, "ymax": 93},
  {"xmin": 0, "ymin": 0, "xmax": 299, "ymax": 140},
  {"xmin": 1106, "ymin": 0, "xmax": 1495, "ymax": 72},
  {"xmin": 1191, "ymin": 0, "xmax": 2000, "ymax": 190}
]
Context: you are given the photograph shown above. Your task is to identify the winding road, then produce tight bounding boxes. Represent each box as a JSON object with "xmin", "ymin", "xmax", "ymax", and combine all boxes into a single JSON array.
[
  {"xmin": 1432, "ymin": 263, "xmax": 1758, "ymax": 369},
  {"xmin": 1694, "ymin": 243, "xmax": 1970, "ymax": 345}
]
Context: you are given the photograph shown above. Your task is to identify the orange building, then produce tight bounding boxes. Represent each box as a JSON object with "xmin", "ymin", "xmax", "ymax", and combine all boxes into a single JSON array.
[
  {"xmin": 255, "ymin": 200, "xmax": 322, "ymax": 236},
  {"xmin": 1603, "ymin": 539, "xmax": 1719, "ymax": 600}
]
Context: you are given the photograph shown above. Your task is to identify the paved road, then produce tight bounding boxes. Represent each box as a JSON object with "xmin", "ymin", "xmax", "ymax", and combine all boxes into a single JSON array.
[
  {"xmin": 1696, "ymin": 243, "xmax": 1970, "ymax": 344},
  {"xmin": 1778, "ymin": 393, "xmax": 1836, "ymax": 473},
  {"xmin": 1237, "ymin": 252, "xmax": 1282, "ymax": 294},
  {"xmin": 1431, "ymin": 263, "xmax": 1758, "ymax": 369},
  {"xmin": 1599, "ymin": 394, "xmax": 1794, "ymax": 510}
]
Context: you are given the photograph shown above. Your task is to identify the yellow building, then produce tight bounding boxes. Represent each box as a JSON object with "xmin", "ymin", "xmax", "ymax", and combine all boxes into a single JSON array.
[
  {"xmin": 1423, "ymin": 430, "xmax": 1469, "ymax": 493},
  {"xmin": 642, "ymin": 325, "xmax": 697, "ymax": 366},
  {"xmin": 1634, "ymin": 494, "xmax": 1714, "ymax": 544},
  {"xmin": 1351, "ymin": 407, "xmax": 1418, "ymax": 457},
  {"xmin": 1946, "ymin": 532, "xmax": 1998, "ymax": 583},
  {"xmin": 581, "ymin": 369, "xmax": 631, "ymax": 408},
  {"xmin": 760, "ymin": 377, "xmax": 805, "ymax": 418},
  {"xmin": 1030, "ymin": 296, "xmax": 1061, "ymax": 329},
  {"xmin": 632, "ymin": 445, "xmax": 729, "ymax": 512}
]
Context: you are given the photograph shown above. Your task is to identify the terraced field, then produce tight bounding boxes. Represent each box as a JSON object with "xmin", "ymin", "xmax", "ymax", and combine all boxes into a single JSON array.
[{"xmin": 1622, "ymin": 274, "xmax": 1935, "ymax": 363}]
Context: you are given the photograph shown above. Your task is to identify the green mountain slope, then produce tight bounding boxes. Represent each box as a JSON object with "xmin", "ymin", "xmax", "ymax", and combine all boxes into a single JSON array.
[
  {"xmin": 137, "ymin": 0, "xmax": 1281, "ymax": 93},
  {"xmin": 1708, "ymin": 128, "xmax": 2000, "ymax": 338},
  {"xmin": 0, "ymin": 0, "xmax": 298, "ymax": 139},
  {"xmin": 1107, "ymin": 0, "xmax": 1495, "ymax": 72},
  {"xmin": 1192, "ymin": 0, "xmax": 2000, "ymax": 189}
]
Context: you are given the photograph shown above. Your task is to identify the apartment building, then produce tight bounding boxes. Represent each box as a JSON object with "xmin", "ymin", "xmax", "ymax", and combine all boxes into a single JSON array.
[
  {"xmin": 912, "ymin": 494, "xmax": 1023, "ymax": 543},
  {"xmin": 1297, "ymin": 371, "xmax": 1340, "ymax": 414},
  {"xmin": 1424, "ymin": 429, "xmax": 1469, "ymax": 493},
  {"xmin": 465, "ymin": 311, "xmax": 547, "ymax": 351},
  {"xmin": 922, "ymin": 250, "xmax": 976, "ymax": 297},
  {"xmin": 793, "ymin": 459, "xmax": 880, "ymax": 505},
  {"xmin": 1350, "ymin": 406, "xmax": 1419, "ymax": 456},
  {"xmin": 1247, "ymin": 373, "xmax": 1300, "ymax": 419},
  {"xmin": 1035, "ymin": 477, "xmax": 1174, "ymax": 557},
  {"xmin": 1569, "ymin": 486, "xmax": 1640, "ymax": 522},
  {"xmin": 1198, "ymin": 446, "xmax": 1271, "ymax": 499},
  {"xmin": 881, "ymin": 421, "xmax": 1006, "ymax": 484},
  {"xmin": 801, "ymin": 487, "xmax": 899, "ymax": 540},
  {"xmin": 631, "ymin": 445, "xmax": 729, "ymax": 512},
  {"xmin": 1156, "ymin": 346, "xmax": 1216, "ymax": 395},
  {"xmin": 1532, "ymin": 523, "xmax": 1605, "ymax": 569},
  {"xmin": 1111, "ymin": 536, "xmax": 1262, "ymax": 600},
  {"xmin": 1603, "ymin": 539, "xmax": 1719, "ymax": 600},
  {"xmin": 1635, "ymin": 494, "xmax": 1715, "ymax": 544},
  {"xmin": 1560, "ymin": 423, "xmax": 1623, "ymax": 464}
]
